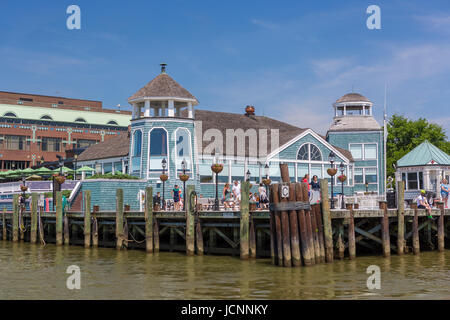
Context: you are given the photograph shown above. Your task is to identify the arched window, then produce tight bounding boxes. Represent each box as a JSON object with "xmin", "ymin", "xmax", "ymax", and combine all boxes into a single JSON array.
[
  {"xmin": 175, "ymin": 128, "xmax": 192, "ymax": 175},
  {"xmin": 148, "ymin": 128, "xmax": 168, "ymax": 178},
  {"xmin": 107, "ymin": 120, "xmax": 118, "ymax": 125},
  {"xmin": 74, "ymin": 118, "xmax": 87, "ymax": 123},
  {"xmin": 297, "ymin": 143, "xmax": 322, "ymax": 161},
  {"xmin": 3, "ymin": 112, "xmax": 17, "ymax": 117},
  {"xmin": 131, "ymin": 130, "xmax": 142, "ymax": 174},
  {"xmin": 40, "ymin": 115, "xmax": 53, "ymax": 120}
]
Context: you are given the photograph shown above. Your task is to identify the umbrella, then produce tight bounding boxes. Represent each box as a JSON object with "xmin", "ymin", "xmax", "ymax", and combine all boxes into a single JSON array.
[
  {"xmin": 77, "ymin": 166, "xmax": 96, "ymax": 172},
  {"xmin": 34, "ymin": 167, "xmax": 53, "ymax": 175},
  {"xmin": 52, "ymin": 166, "xmax": 74, "ymax": 174},
  {"xmin": 26, "ymin": 174, "xmax": 42, "ymax": 181},
  {"xmin": 21, "ymin": 168, "xmax": 36, "ymax": 176}
]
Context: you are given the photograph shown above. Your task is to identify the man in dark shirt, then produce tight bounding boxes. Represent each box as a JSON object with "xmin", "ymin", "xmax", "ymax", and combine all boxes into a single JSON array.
[{"xmin": 153, "ymin": 192, "xmax": 161, "ymax": 210}]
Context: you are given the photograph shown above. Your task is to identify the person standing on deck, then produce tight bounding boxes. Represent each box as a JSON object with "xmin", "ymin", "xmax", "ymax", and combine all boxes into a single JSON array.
[
  {"xmin": 440, "ymin": 179, "xmax": 449, "ymax": 208},
  {"xmin": 172, "ymin": 185, "xmax": 181, "ymax": 211},
  {"xmin": 62, "ymin": 194, "xmax": 69, "ymax": 215},
  {"xmin": 232, "ymin": 181, "xmax": 241, "ymax": 208}
]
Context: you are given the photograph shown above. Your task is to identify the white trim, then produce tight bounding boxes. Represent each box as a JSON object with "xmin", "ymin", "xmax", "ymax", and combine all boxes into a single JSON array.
[
  {"xmin": 130, "ymin": 128, "xmax": 143, "ymax": 178},
  {"xmin": 131, "ymin": 118, "xmax": 195, "ymax": 124},
  {"xmin": 348, "ymin": 142, "xmax": 378, "ymax": 161},
  {"xmin": 174, "ymin": 127, "xmax": 194, "ymax": 177},
  {"xmin": 147, "ymin": 127, "xmax": 170, "ymax": 180},
  {"xmin": 128, "ymin": 96, "xmax": 198, "ymax": 104},
  {"xmin": 296, "ymin": 142, "xmax": 323, "ymax": 162}
]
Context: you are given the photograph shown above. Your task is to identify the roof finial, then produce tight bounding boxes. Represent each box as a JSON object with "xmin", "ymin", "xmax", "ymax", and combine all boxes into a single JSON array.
[{"xmin": 160, "ymin": 63, "xmax": 167, "ymax": 73}]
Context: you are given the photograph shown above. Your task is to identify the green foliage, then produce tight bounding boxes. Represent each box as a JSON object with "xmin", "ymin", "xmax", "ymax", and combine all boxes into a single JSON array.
[
  {"xmin": 387, "ymin": 114, "xmax": 450, "ymax": 178},
  {"xmin": 87, "ymin": 173, "xmax": 139, "ymax": 180},
  {"xmin": 43, "ymin": 190, "xmax": 71, "ymax": 198}
]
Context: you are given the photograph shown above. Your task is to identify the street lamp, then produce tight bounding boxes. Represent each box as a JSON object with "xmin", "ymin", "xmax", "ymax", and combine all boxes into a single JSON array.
[
  {"xmin": 365, "ymin": 181, "xmax": 369, "ymax": 193},
  {"xmin": 246, "ymin": 169, "xmax": 251, "ymax": 182},
  {"xmin": 262, "ymin": 163, "xmax": 271, "ymax": 200},
  {"xmin": 73, "ymin": 154, "xmax": 78, "ymax": 180},
  {"xmin": 339, "ymin": 162, "xmax": 347, "ymax": 209},
  {"xmin": 160, "ymin": 158, "xmax": 168, "ymax": 210},
  {"xmin": 211, "ymin": 150, "xmax": 223, "ymax": 211},
  {"xmin": 327, "ymin": 151, "xmax": 337, "ymax": 209},
  {"xmin": 179, "ymin": 158, "xmax": 189, "ymax": 209}
]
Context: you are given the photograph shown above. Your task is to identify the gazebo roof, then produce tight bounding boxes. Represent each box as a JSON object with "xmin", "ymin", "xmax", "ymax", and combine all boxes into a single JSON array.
[{"xmin": 397, "ymin": 140, "xmax": 450, "ymax": 167}]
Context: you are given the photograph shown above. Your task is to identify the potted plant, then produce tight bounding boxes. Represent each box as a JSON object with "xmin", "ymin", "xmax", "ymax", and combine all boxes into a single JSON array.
[
  {"xmin": 20, "ymin": 185, "xmax": 28, "ymax": 192},
  {"xmin": 54, "ymin": 174, "xmax": 66, "ymax": 185},
  {"xmin": 124, "ymin": 204, "xmax": 130, "ymax": 211},
  {"xmin": 211, "ymin": 163, "xmax": 224, "ymax": 174},
  {"xmin": 159, "ymin": 173, "xmax": 168, "ymax": 182},
  {"xmin": 93, "ymin": 205, "xmax": 99, "ymax": 213},
  {"xmin": 327, "ymin": 168, "xmax": 338, "ymax": 176},
  {"xmin": 179, "ymin": 174, "xmax": 189, "ymax": 182},
  {"xmin": 338, "ymin": 174, "xmax": 347, "ymax": 183}
]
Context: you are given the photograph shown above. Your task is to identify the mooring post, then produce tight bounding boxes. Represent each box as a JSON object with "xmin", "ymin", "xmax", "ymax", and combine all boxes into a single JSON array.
[
  {"xmin": 379, "ymin": 201, "xmax": 390, "ymax": 257},
  {"xmin": 196, "ymin": 216, "xmax": 204, "ymax": 255},
  {"xmin": 302, "ymin": 182, "xmax": 316, "ymax": 265},
  {"xmin": 115, "ymin": 189, "xmax": 123, "ymax": 250},
  {"xmin": 64, "ymin": 214, "xmax": 70, "ymax": 246},
  {"xmin": 272, "ymin": 184, "xmax": 283, "ymax": 266},
  {"xmin": 55, "ymin": 191, "xmax": 63, "ymax": 246},
  {"xmin": 314, "ymin": 204, "xmax": 326, "ymax": 263},
  {"xmin": 145, "ymin": 187, "xmax": 154, "ymax": 254},
  {"xmin": 337, "ymin": 220, "xmax": 345, "ymax": 260},
  {"xmin": 12, "ymin": 194, "xmax": 19, "ymax": 242},
  {"xmin": 296, "ymin": 183, "xmax": 311, "ymax": 266},
  {"xmin": 30, "ymin": 193, "xmax": 38, "ymax": 244},
  {"xmin": 397, "ymin": 181, "xmax": 405, "ymax": 255},
  {"xmin": 92, "ymin": 214, "xmax": 98, "ymax": 247},
  {"xmin": 410, "ymin": 203, "xmax": 420, "ymax": 254},
  {"xmin": 269, "ymin": 186, "xmax": 277, "ymax": 265},
  {"xmin": 2, "ymin": 207, "xmax": 6, "ymax": 241},
  {"xmin": 249, "ymin": 218, "xmax": 256, "ymax": 259},
  {"xmin": 153, "ymin": 218, "xmax": 160, "ymax": 252},
  {"xmin": 310, "ymin": 203, "xmax": 321, "ymax": 264},
  {"xmin": 239, "ymin": 181, "xmax": 250, "ymax": 260},
  {"xmin": 84, "ymin": 190, "xmax": 92, "ymax": 248},
  {"xmin": 320, "ymin": 179, "xmax": 333, "ymax": 263},
  {"xmin": 186, "ymin": 185, "xmax": 195, "ymax": 256},
  {"xmin": 346, "ymin": 203, "xmax": 356, "ymax": 260},
  {"xmin": 288, "ymin": 182, "xmax": 301, "ymax": 266},
  {"xmin": 437, "ymin": 201, "xmax": 445, "ymax": 252}
]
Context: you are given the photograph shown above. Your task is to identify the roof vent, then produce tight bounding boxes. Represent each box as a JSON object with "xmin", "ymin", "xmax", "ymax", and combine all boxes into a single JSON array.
[
  {"xmin": 160, "ymin": 63, "xmax": 167, "ymax": 73},
  {"xmin": 245, "ymin": 105, "xmax": 255, "ymax": 116}
]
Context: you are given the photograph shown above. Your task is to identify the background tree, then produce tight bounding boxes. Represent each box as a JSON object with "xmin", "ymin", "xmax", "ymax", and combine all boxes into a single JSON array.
[{"xmin": 386, "ymin": 114, "xmax": 450, "ymax": 179}]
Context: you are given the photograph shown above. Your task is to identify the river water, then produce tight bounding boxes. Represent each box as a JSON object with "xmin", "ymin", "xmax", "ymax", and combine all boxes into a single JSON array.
[{"xmin": 0, "ymin": 241, "xmax": 449, "ymax": 300}]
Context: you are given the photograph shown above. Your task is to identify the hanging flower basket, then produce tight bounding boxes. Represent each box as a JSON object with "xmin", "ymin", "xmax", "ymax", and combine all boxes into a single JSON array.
[
  {"xmin": 211, "ymin": 164, "xmax": 224, "ymax": 174},
  {"xmin": 327, "ymin": 168, "xmax": 338, "ymax": 176},
  {"xmin": 262, "ymin": 178, "xmax": 272, "ymax": 186},
  {"xmin": 338, "ymin": 174, "xmax": 347, "ymax": 183},
  {"xmin": 179, "ymin": 174, "xmax": 190, "ymax": 182},
  {"xmin": 20, "ymin": 185, "xmax": 28, "ymax": 192},
  {"xmin": 54, "ymin": 175, "xmax": 66, "ymax": 185},
  {"xmin": 245, "ymin": 105, "xmax": 255, "ymax": 115},
  {"xmin": 160, "ymin": 174, "xmax": 168, "ymax": 182}
]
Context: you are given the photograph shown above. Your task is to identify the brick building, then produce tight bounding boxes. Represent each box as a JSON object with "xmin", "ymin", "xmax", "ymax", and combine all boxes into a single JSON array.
[{"xmin": 0, "ymin": 91, "xmax": 131, "ymax": 170}]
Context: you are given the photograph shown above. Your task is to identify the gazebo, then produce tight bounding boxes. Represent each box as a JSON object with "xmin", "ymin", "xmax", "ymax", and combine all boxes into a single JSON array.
[{"xmin": 395, "ymin": 140, "xmax": 450, "ymax": 200}]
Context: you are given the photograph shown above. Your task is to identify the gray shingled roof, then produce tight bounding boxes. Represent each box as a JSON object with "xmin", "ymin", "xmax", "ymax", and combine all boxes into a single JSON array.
[
  {"xmin": 336, "ymin": 93, "xmax": 371, "ymax": 103},
  {"xmin": 77, "ymin": 133, "xmax": 129, "ymax": 161},
  {"xmin": 128, "ymin": 73, "xmax": 198, "ymax": 102},
  {"xmin": 328, "ymin": 115, "xmax": 382, "ymax": 132}
]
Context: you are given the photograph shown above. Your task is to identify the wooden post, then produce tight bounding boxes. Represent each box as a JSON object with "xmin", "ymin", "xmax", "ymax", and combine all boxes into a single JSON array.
[
  {"xmin": 296, "ymin": 183, "xmax": 312, "ymax": 266},
  {"xmin": 64, "ymin": 214, "xmax": 70, "ymax": 246},
  {"xmin": 84, "ymin": 190, "xmax": 91, "ymax": 248},
  {"xmin": 314, "ymin": 204, "xmax": 326, "ymax": 263},
  {"xmin": 397, "ymin": 181, "xmax": 405, "ymax": 255},
  {"xmin": 12, "ymin": 194, "xmax": 19, "ymax": 242},
  {"xmin": 30, "ymin": 193, "xmax": 38, "ymax": 244},
  {"xmin": 337, "ymin": 220, "xmax": 345, "ymax": 260},
  {"xmin": 249, "ymin": 218, "xmax": 256, "ymax": 258},
  {"xmin": 153, "ymin": 218, "xmax": 160, "ymax": 252},
  {"xmin": 2, "ymin": 207, "xmax": 6, "ymax": 241},
  {"xmin": 379, "ymin": 201, "xmax": 390, "ymax": 257},
  {"xmin": 269, "ymin": 186, "xmax": 277, "ymax": 265},
  {"xmin": 288, "ymin": 182, "xmax": 301, "ymax": 267},
  {"xmin": 92, "ymin": 215, "xmax": 98, "ymax": 247},
  {"xmin": 437, "ymin": 202, "xmax": 445, "ymax": 252},
  {"xmin": 320, "ymin": 179, "xmax": 333, "ymax": 263},
  {"xmin": 196, "ymin": 216, "xmax": 204, "ymax": 255},
  {"xmin": 240, "ymin": 181, "xmax": 250, "ymax": 260},
  {"xmin": 310, "ymin": 202, "xmax": 321, "ymax": 264},
  {"xmin": 115, "ymin": 189, "xmax": 123, "ymax": 250},
  {"xmin": 346, "ymin": 203, "xmax": 356, "ymax": 260},
  {"xmin": 186, "ymin": 185, "xmax": 195, "ymax": 256},
  {"xmin": 145, "ymin": 187, "xmax": 154, "ymax": 253},
  {"xmin": 56, "ymin": 191, "xmax": 63, "ymax": 246},
  {"xmin": 302, "ymin": 182, "xmax": 315, "ymax": 265},
  {"xmin": 272, "ymin": 184, "xmax": 283, "ymax": 266},
  {"xmin": 411, "ymin": 203, "xmax": 420, "ymax": 254}
]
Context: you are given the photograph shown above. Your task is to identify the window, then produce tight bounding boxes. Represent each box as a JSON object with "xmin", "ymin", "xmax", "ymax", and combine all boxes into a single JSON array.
[
  {"xmin": 407, "ymin": 172, "xmax": 418, "ymax": 190},
  {"xmin": 297, "ymin": 163, "xmax": 308, "ymax": 181},
  {"xmin": 40, "ymin": 115, "xmax": 53, "ymax": 120},
  {"xmin": 199, "ymin": 163, "xmax": 213, "ymax": 183},
  {"xmin": 175, "ymin": 128, "xmax": 192, "ymax": 176},
  {"xmin": 113, "ymin": 161, "xmax": 122, "ymax": 174},
  {"xmin": 148, "ymin": 128, "xmax": 168, "ymax": 177},
  {"xmin": 3, "ymin": 135, "xmax": 30, "ymax": 151},
  {"xmin": 350, "ymin": 144, "xmax": 362, "ymax": 160},
  {"xmin": 107, "ymin": 120, "xmax": 118, "ymax": 125},
  {"xmin": 19, "ymin": 97, "xmax": 33, "ymax": 102},
  {"xmin": 311, "ymin": 164, "xmax": 322, "ymax": 179},
  {"xmin": 365, "ymin": 168, "xmax": 377, "ymax": 183},
  {"xmin": 103, "ymin": 163, "xmax": 112, "ymax": 174},
  {"xmin": 355, "ymin": 168, "xmax": 363, "ymax": 183},
  {"xmin": 364, "ymin": 144, "xmax": 377, "ymax": 159},
  {"xmin": 3, "ymin": 112, "xmax": 17, "ymax": 117},
  {"xmin": 297, "ymin": 143, "xmax": 322, "ymax": 161},
  {"xmin": 41, "ymin": 137, "xmax": 61, "ymax": 152},
  {"xmin": 131, "ymin": 130, "xmax": 142, "ymax": 174},
  {"xmin": 76, "ymin": 139, "xmax": 97, "ymax": 149},
  {"xmin": 74, "ymin": 118, "xmax": 87, "ymax": 123}
]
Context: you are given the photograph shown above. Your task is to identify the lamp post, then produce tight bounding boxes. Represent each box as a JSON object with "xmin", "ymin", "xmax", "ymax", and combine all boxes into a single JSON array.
[
  {"xmin": 160, "ymin": 158, "xmax": 168, "ymax": 210},
  {"xmin": 73, "ymin": 154, "xmax": 78, "ymax": 180},
  {"xmin": 179, "ymin": 158, "xmax": 189, "ymax": 209},
  {"xmin": 339, "ymin": 162, "xmax": 347, "ymax": 209},
  {"xmin": 365, "ymin": 181, "xmax": 369, "ymax": 193},
  {"xmin": 327, "ymin": 152, "xmax": 337, "ymax": 209},
  {"xmin": 246, "ymin": 169, "xmax": 251, "ymax": 182},
  {"xmin": 211, "ymin": 150, "xmax": 223, "ymax": 211},
  {"xmin": 262, "ymin": 164, "xmax": 271, "ymax": 201}
]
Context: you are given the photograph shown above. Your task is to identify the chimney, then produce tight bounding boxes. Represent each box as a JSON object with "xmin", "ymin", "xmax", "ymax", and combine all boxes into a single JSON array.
[{"xmin": 245, "ymin": 105, "xmax": 255, "ymax": 116}]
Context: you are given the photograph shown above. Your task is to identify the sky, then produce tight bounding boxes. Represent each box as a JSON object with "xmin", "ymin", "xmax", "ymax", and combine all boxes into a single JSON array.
[{"xmin": 0, "ymin": 0, "xmax": 449, "ymax": 136}]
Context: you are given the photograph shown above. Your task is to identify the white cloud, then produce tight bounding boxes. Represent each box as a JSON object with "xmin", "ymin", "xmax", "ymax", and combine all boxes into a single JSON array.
[{"xmin": 250, "ymin": 19, "xmax": 280, "ymax": 30}]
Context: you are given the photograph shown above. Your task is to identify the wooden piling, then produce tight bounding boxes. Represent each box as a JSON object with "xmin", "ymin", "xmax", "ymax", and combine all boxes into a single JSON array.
[
  {"xmin": 196, "ymin": 216, "xmax": 204, "ymax": 255},
  {"xmin": 84, "ymin": 190, "xmax": 92, "ymax": 248},
  {"xmin": 249, "ymin": 218, "xmax": 256, "ymax": 258},
  {"xmin": 92, "ymin": 215, "xmax": 98, "ymax": 247},
  {"xmin": 320, "ymin": 179, "xmax": 333, "ymax": 263},
  {"xmin": 314, "ymin": 204, "xmax": 326, "ymax": 263},
  {"xmin": 145, "ymin": 187, "xmax": 154, "ymax": 253},
  {"xmin": 12, "ymin": 194, "xmax": 19, "ymax": 242},
  {"xmin": 296, "ymin": 183, "xmax": 312, "ymax": 266},
  {"xmin": 437, "ymin": 202, "xmax": 445, "ymax": 252},
  {"xmin": 337, "ymin": 221, "xmax": 345, "ymax": 260},
  {"xmin": 153, "ymin": 218, "xmax": 160, "ymax": 252},
  {"xmin": 379, "ymin": 201, "xmax": 390, "ymax": 257},
  {"xmin": 115, "ymin": 189, "xmax": 123, "ymax": 250},
  {"xmin": 397, "ymin": 181, "xmax": 405, "ymax": 255},
  {"xmin": 2, "ymin": 207, "xmax": 6, "ymax": 241},
  {"xmin": 272, "ymin": 184, "xmax": 283, "ymax": 266},
  {"xmin": 411, "ymin": 203, "xmax": 420, "ymax": 254},
  {"xmin": 346, "ymin": 203, "xmax": 356, "ymax": 260},
  {"xmin": 240, "ymin": 181, "xmax": 250, "ymax": 260},
  {"xmin": 279, "ymin": 182, "xmax": 292, "ymax": 267},
  {"xmin": 30, "ymin": 193, "xmax": 37, "ymax": 244},
  {"xmin": 310, "ymin": 202, "xmax": 321, "ymax": 264},
  {"xmin": 55, "ymin": 191, "xmax": 63, "ymax": 246},
  {"xmin": 288, "ymin": 182, "xmax": 301, "ymax": 267},
  {"xmin": 302, "ymin": 182, "xmax": 316, "ymax": 265},
  {"xmin": 64, "ymin": 215, "xmax": 70, "ymax": 246},
  {"xmin": 269, "ymin": 186, "xmax": 277, "ymax": 265},
  {"xmin": 186, "ymin": 185, "xmax": 195, "ymax": 256}
]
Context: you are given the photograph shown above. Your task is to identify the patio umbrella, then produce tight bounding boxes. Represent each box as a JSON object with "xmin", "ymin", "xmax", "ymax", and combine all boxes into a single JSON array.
[
  {"xmin": 34, "ymin": 167, "xmax": 53, "ymax": 175},
  {"xmin": 26, "ymin": 174, "xmax": 42, "ymax": 181},
  {"xmin": 77, "ymin": 166, "xmax": 96, "ymax": 172},
  {"xmin": 21, "ymin": 168, "xmax": 36, "ymax": 176},
  {"xmin": 52, "ymin": 166, "xmax": 74, "ymax": 174}
]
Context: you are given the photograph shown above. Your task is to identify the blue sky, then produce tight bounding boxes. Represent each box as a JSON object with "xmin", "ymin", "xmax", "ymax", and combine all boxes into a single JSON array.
[{"xmin": 0, "ymin": 0, "xmax": 449, "ymax": 135}]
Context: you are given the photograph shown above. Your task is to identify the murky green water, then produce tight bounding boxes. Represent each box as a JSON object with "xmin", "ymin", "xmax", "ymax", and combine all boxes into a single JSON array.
[{"xmin": 0, "ymin": 241, "xmax": 449, "ymax": 299}]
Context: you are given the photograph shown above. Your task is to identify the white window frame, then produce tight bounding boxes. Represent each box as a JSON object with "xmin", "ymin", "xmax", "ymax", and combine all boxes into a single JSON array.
[
  {"xmin": 147, "ymin": 127, "xmax": 170, "ymax": 180},
  {"xmin": 349, "ymin": 143, "xmax": 378, "ymax": 161}
]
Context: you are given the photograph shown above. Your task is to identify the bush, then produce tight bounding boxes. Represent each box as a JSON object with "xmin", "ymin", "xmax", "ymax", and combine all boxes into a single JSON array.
[{"xmin": 87, "ymin": 173, "xmax": 139, "ymax": 180}]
